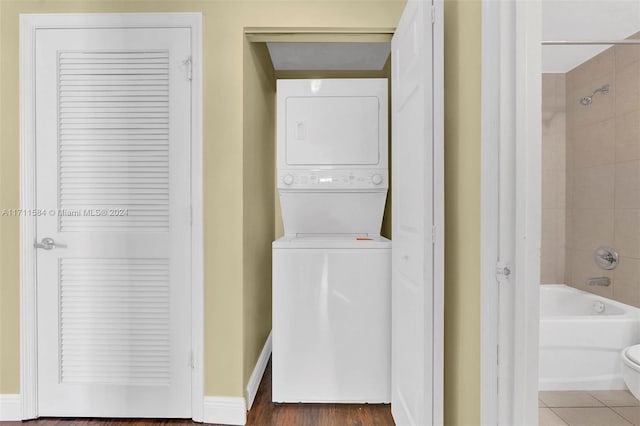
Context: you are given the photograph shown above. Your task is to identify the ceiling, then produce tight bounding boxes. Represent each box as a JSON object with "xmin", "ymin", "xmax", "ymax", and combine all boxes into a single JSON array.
[
  {"xmin": 543, "ymin": 0, "xmax": 640, "ymax": 72},
  {"xmin": 264, "ymin": 3, "xmax": 640, "ymax": 73},
  {"xmin": 266, "ymin": 42, "xmax": 390, "ymax": 71}
]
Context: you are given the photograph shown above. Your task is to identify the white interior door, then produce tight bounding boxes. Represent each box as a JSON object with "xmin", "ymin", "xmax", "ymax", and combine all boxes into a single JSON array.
[
  {"xmin": 34, "ymin": 26, "xmax": 192, "ymax": 418},
  {"xmin": 391, "ymin": 0, "xmax": 443, "ymax": 425}
]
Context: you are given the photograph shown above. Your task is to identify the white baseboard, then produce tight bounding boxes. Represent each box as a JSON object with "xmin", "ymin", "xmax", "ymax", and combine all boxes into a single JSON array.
[
  {"xmin": 203, "ymin": 396, "xmax": 246, "ymax": 425},
  {"xmin": 246, "ymin": 331, "xmax": 272, "ymax": 411},
  {"xmin": 0, "ymin": 394, "xmax": 21, "ymax": 421},
  {"xmin": 1, "ymin": 393, "xmax": 247, "ymax": 423}
]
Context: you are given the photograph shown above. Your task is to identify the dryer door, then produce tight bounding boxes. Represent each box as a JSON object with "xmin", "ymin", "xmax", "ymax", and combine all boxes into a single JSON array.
[
  {"xmin": 285, "ymin": 95, "xmax": 379, "ymax": 166},
  {"xmin": 277, "ymin": 79, "xmax": 388, "ymax": 170}
]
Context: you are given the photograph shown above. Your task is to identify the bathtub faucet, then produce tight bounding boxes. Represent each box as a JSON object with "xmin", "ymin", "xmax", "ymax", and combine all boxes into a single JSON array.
[{"xmin": 586, "ymin": 277, "xmax": 610, "ymax": 287}]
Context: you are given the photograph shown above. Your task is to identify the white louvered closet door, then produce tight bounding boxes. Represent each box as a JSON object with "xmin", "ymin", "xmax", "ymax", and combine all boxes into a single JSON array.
[{"xmin": 34, "ymin": 27, "xmax": 192, "ymax": 417}]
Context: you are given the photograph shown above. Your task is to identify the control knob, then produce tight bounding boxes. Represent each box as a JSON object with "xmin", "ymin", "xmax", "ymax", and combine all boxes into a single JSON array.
[
  {"xmin": 283, "ymin": 174, "xmax": 294, "ymax": 185},
  {"xmin": 372, "ymin": 174, "xmax": 384, "ymax": 185}
]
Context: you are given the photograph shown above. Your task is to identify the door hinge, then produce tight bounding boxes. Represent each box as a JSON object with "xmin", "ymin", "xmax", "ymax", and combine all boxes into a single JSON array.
[
  {"xmin": 183, "ymin": 56, "xmax": 193, "ymax": 81},
  {"xmin": 431, "ymin": 225, "xmax": 437, "ymax": 244},
  {"xmin": 496, "ymin": 262, "xmax": 512, "ymax": 282},
  {"xmin": 431, "ymin": 5, "xmax": 436, "ymax": 24},
  {"xmin": 190, "ymin": 351, "xmax": 195, "ymax": 369}
]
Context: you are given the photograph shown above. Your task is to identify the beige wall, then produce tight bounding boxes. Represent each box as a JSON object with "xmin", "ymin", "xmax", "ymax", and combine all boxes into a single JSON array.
[
  {"xmin": 443, "ymin": 0, "xmax": 481, "ymax": 424},
  {"xmin": 541, "ymin": 74, "xmax": 567, "ymax": 284},
  {"xmin": 565, "ymin": 39, "xmax": 640, "ymax": 306},
  {"xmin": 242, "ymin": 40, "xmax": 276, "ymax": 391},
  {"xmin": 0, "ymin": 0, "xmax": 406, "ymax": 399}
]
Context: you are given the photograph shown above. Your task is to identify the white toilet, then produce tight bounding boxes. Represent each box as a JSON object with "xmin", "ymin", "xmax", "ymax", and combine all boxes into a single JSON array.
[{"xmin": 621, "ymin": 345, "xmax": 640, "ymax": 399}]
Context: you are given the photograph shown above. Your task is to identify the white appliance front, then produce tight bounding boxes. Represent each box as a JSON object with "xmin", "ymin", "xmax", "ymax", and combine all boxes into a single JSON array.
[
  {"xmin": 277, "ymin": 78, "xmax": 388, "ymax": 171},
  {"xmin": 272, "ymin": 237, "xmax": 391, "ymax": 403},
  {"xmin": 276, "ymin": 78, "xmax": 389, "ymax": 236},
  {"xmin": 279, "ymin": 190, "xmax": 386, "ymax": 235}
]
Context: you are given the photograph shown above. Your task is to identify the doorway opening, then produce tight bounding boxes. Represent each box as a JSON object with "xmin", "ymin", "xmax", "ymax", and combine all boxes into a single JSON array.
[
  {"xmin": 482, "ymin": 2, "xmax": 640, "ymax": 425},
  {"xmin": 538, "ymin": 2, "xmax": 640, "ymax": 423},
  {"xmin": 241, "ymin": 27, "xmax": 393, "ymax": 411},
  {"xmin": 243, "ymin": 8, "xmax": 444, "ymax": 424}
]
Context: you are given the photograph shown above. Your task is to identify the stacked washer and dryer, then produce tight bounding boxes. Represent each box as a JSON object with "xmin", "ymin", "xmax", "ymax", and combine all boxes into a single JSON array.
[{"xmin": 272, "ymin": 79, "xmax": 391, "ymax": 403}]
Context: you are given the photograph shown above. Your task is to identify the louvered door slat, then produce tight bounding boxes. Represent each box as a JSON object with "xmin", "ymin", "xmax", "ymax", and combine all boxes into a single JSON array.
[
  {"xmin": 58, "ymin": 51, "xmax": 170, "ymax": 232},
  {"xmin": 59, "ymin": 258, "xmax": 170, "ymax": 385}
]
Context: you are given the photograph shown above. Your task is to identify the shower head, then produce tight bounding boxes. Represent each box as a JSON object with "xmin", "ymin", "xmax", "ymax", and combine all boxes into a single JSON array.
[
  {"xmin": 580, "ymin": 96, "xmax": 593, "ymax": 106},
  {"xmin": 599, "ymin": 84, "xmax": 610, "ymax": 94},
  {"xmin": 579, "ymin": 84, "xmax": 610, "ymax": 106}
]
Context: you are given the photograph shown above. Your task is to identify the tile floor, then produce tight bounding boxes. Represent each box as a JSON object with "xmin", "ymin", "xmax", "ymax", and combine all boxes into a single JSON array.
[{"xmin": 539, "ymin": 390, "xmax": 640, "ymax": 426}]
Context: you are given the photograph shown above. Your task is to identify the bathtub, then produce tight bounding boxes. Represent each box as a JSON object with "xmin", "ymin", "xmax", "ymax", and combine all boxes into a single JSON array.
[{"xmin": 539, "ymin": 284, "xmax": 640, "ymax": 390}]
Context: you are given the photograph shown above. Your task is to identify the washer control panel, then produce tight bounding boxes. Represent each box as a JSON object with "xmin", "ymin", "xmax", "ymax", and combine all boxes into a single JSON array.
[{"xmin": 278, "ymin": 170, "xmax": 388, "ymax": 189}]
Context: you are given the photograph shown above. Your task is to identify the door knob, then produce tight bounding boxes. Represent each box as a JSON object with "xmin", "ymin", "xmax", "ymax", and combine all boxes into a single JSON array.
[{"xmin": 34, "ymin": 237, "xmax": 67, "ymax": 250}]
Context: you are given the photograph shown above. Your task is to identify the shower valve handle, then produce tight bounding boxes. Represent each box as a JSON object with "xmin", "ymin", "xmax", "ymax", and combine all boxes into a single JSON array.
[{"xmin": 594, "ymin": 246, "xmax": 618, "ymax": 270}]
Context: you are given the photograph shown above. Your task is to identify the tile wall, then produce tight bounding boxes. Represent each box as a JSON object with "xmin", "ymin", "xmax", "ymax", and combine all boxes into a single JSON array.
[
  {"xmin": 541, "ymin": 74, "xmax": 567, "ymax": 284},
  {"xmin": 563, "ymin": 40, "xmax": 640, "ymax": 306}
]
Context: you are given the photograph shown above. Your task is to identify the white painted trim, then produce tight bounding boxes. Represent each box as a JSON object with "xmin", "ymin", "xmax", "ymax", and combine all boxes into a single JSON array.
[
  {"xmin": 0, "ymin": 395, "xmax": 22, "ymax": 421},
  {"xmin": 203, "ymin": 397, "xmax": 247, "ymax": 426},
  {"xmin": 498, "ymin": 1, "xmax": 520, "ymax": 424},
  {"xmin": 512, "ymin": 1, "xmax": 541, "ymax": 424},
  {"xmin": 19, "ymin": 12, "xmax": 204, "ymax": 421},
  {"xmin": 479, "ymin": 1, "xmax": 542, "ymax": 425},
  {"xmin": 17, "ymin": 12, "xmax": 203, "ymax": 28},
  {"xmin": 245, "ymin": 332, "xmax": 272, "ymax": 411},
  {"xmin": 496, "ymin": 0, "xmax": 518, "ymax": 420},
  {"xmin": 19, "ymin": 14, "xmax": 39, "ymax": 421},
  {"xmin": 432, "ymin": 1, "xmax": 445, "ymax": 425},
  {"xmin": 188, "ymin": 12, "xmax": 205, "ymax": 423},
  {"xmin": 479, "ymin": 0, "xmax": 500, "ymax": 424}
]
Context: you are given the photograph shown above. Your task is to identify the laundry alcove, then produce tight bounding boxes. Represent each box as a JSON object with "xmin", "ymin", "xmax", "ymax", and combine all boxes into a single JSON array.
[
  {"xmin": 241, "ymin": 27, "xmax": 394, "ymax": 411},
  {"xmin": 242, "ymin": 9, "xmax": 443, "ymax": 423}
]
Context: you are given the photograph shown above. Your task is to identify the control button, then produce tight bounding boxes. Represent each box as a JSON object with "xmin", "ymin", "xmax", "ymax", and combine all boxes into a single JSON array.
[
  {"xmin": 372, "ymin": 174, "xmax": 384, "ymax": 185},
  {"xmin": 283, "ymin": 174, "xmax": 294, "ymax": 185}
]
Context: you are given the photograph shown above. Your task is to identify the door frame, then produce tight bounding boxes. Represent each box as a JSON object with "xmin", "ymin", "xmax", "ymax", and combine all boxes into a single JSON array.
[
  {"xmin": 480, "ymin": 1, "xmax": 541, "ymax": 425},
  {"xmin": 19, "ymin": 13, "xmax": 204, "ymax": 421},
  {"xmin": 433, "ymin": 3, "xmax": 445, "ymax": 424}
]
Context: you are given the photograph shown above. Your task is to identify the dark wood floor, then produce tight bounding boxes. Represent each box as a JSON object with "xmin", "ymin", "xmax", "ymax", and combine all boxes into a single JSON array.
[
  {"xmin": 245, "ymin": 358, "xmax": 394, "ymax": 426},
  {"xmin": 3, "ymin": 358, "xmax": 395, "ymax": 426}
]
